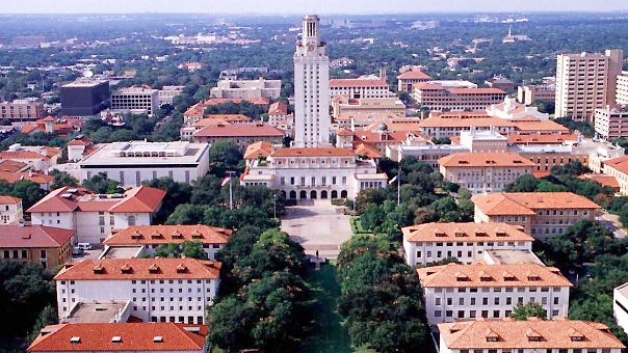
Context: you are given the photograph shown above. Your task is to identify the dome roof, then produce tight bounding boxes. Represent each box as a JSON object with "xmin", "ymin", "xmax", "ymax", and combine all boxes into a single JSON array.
[{"xmin": 377, "ymin": 123, "xmax": 389, "ymax": 131}]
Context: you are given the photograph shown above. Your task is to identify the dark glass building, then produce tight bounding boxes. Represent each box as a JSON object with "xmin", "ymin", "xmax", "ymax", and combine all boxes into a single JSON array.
[{"xmin": 60, "ymin": 80, "xmax": 110, "ymax": 116}]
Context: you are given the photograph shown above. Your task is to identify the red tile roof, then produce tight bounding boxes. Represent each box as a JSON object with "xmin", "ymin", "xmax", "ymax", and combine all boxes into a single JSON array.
[
  {"xmin": 439, "ymin": 318, "xmax": 624, "ymax": 350},
  {"xmin": 270, "ymin": 147, "xmax": 356, "ymax": 158},
  {"xmin": 243, "ymin": 141, "xmax": 275, "ymax": 160},
  {"xmin": 203, "ymin": 97, "xmax": 269, "ymax": 106},
  {"xmin": 439, "ymin": 152, "xmax": 536, "ymax": 168},
  {"xmin": 103, "ymin": 225, "xmax": 232, "ymax": 246},
  {"xmin": 397, "ymin": 71, "xmax": 432, "ymax": 80},
  {"xmin": 0, "ymin": 171, "xmax": 53, "ymax": 185},
  {"xmin": 354, "ymin": 143, "xmax": 382, "ymax": 158},
  {"xmin": 579, "ymin": 174, "xmax": 620, "ymax": 189},
  {"xmin": 268, "ymin": 101, "xmax": 288, "ymax": 115},
  {"xmin": 471, "ymin": 192, "xmax": 600, "ymax": 216},
  {"xmin": 55, "ymin": 258, "xmax": 221, "ymax": 281},
  {"xmin": 329, "ymin": 78, "xmax": 388, "ymax": 88},
  {"xmin": 192, "ymin": 123, "xmax": 284, "ymax": 138},
  {"xmin": 0, "ymin": 225, "xmax": 74, "ymax": 249},
  {"xmin": 109, "ymin": 187, "xmax": 166, "ymax": 213},
  {"xmin": 603, "ymin": 155, "xmax": 628, "ymax": 175},
  {"xmin": 403, "ymin": 222, "xmax": 533, "ymax": 243},
  {"xmin": 0, "ymin": 151, "xmax": 49, "ymax": 160},
  {"xmin": 0, "ymin": 160, "xmax": 29, "ymax": 173},
  {"xmin": 417, "ymin": 263, "xmax": 572, "ymax": 288},
  {"xmin": 507, "ymin": 133, "xmax": 579, "ymax": 145},
  {"xmin": 28, "ymin": 323, "xmax": 208, "ymax": 352},
  {"xmin": 0, "ymin": 195, "xmax": 21, "ymax": 204}
]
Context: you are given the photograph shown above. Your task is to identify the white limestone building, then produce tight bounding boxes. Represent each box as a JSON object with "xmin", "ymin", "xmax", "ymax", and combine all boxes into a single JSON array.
[
  {"xmin": 210, "ymin": 78, "xmax": 281, "ymax": 100},
  {"xmin": 28, "ymin": 186, "xmax": 165, "ymax": 244},
  {"xmin": 55, "ymin": 258, "xmax": 221, "ymax": 324},
  {"xmin": 402, "ymin": 222, "xmax": 534, "ymax": 267},
  {"xmin": 439, "ymin": 319, "xmax": 625, "ymax": 353},
  {"xmin": 293, "ymin": 14, "xmax": 331, "ymax": 148},
  {"xmin": 240, "ymin": 147, "xmax": 387, "ymax": 200},
  {"xmin": 110, "ymin": 87, "xmax": 159, "ymax": 116},
  {"xmin": 76, "ymin": 141, "xmax": 210, "ymax": 187},
  {"xmin": 0, "ymin": 196, "xmax": 23, "ymax": 225},
  {"xmin": 417, "ymin": 263, "xmax": 571, "ymax": 325},
  {"xmin": 614, "ymin": 282, "xmax": 628, "ymax": 334}
]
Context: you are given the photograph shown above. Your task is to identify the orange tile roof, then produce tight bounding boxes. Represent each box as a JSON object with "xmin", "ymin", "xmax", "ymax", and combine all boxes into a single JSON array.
[
  {"xmin": 513, "ymin": 120, "xmax": 569, "ymax": 133},
  {"xmin": 354, "ymin": 143, "xmax": 382, "ymax": 158},
  {"xmin": 67, "ymin": 139, "xmax": 88, "ymax": 146},
  {"xmin": 431, "ymin": 111, "xmax": 490, "ymax": 119},
  {"xmin": 55, "ymin": 258, "xmax": 221, "ymax": 281},
  {"xmin": 397, "ymin": 71, "xmax": 432, "ymax": 80},
  {"xmin": 103, "ymin": 225, "xmax": 231, "ymax": 246},
  {"xmin": 27, "ymin": 186, "xmax": 165, "ymax": 214},
  {"xmin": 329, "ymin": 78, "xmax": 388, "ymax": 88},
  {"xmin": 270, "ymin": 147, "xmax": 356, "ymax": 158},
  {"xmin": 532, "ymin": 171, "xmax": 551, "ymax": 179},
  {"xmin": 417, "ymin": 263, "xmax": 572, "ymax": 288},
  {"xmin": 192, "ymin": 123, "xmax": 284, "ymax": 138},
  {"xmin": 203, "ymin": 97, "xmax": 269, "ymax": 106},
  {"xmin": 0, "ymin": 151, "xmax": 49, "ymax": 160},
  {"xmin": 415, "ymin": 82, "xmax": 447, "ymax": 91},
  {"xmin": 438, "ymin": 318, "xmax": 624, "ymax": 350},
  {"xmin": 419, "ymin": 117, "xmax": 514, "ymax": 129},
  {"xmin": 19, "ymin": 123, "xmax": 41, "ymax": 135},
  {"xmin": 471, "ymin": 192, "xmax": 600, "ymax": 216},
  {"xmin": 0, "ymin": 225, "xmax": 74, "ymax": 249},
  {"xmin": 28, "ymin": 323, "xmax": 208, "ymax": 352},
  {"xmin": 0, "ymin": 159, "xmax": 29, "ymax": 172},
  {"xmin": 603, "ymin": 155, "xmax": 628, "ymax": 175},
  {"xmin": 197, "ymin": 114, "xmax": 252, "ymax": 125},
  {"xmin": 579, "ymin": 174, "xmax": 620, "ymax": 189},
  {"xmin": 439, "ymin": 152, "xmax": 536, "ymax": 168},
  {"xmin": 0, "ymin": 195, "xmax": 21, "ymax": 204},
  {"xmin": 403, "ymin": 222, "xmax": 533, "ymax": 243},
  {"xmin": 0, "ymin": 171, "xmax": 53, "ymax": 185},
  {"xmin": 243, "ymin": 141, "xmax": 275, "ymax": 160},
  {"xmin": 268, "ymin": 101, "xmax": 288, "ymax": 115},
  {"xmin": 507, "ymin": 132, "xmax": 579, "ymax": 145},
  {"xmin": 336, "ymin": 127, "xmax": 354, "ymax": 136},
  {"xmin": 447, "ymin": 87, "xmax": 506, "ymax": 95}
]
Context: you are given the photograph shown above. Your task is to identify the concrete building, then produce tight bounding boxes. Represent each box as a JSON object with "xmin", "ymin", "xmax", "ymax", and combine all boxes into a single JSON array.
[
  {"xmin": 210, "ymin": 78, "xmax": 281, "ymax": 100},
  {"xmin": 329, "ymin": 78, "xmax": 391, "ymax": 99},
  {"xmin": 29, "ymin": 323, "xmax": 209, "ymax": 353},
  {"xmin": 28, "ymin": 186, "xmax": 166, "ymax": 244},
  {"xmin": 60, "ymin": 79, "xmax": 110, "ymax": 116},
  {"xmin": 158, "ymin": 85, "xmax": 185, "ymax": 106},
  {"xmin": 396, "ymin": 70, "xmax": 432, "ymax": 93},
  {"xmin": 190, "ymin": 123, "xmax": 284, "ymax": 150},
  {"xmin": 294, "ymin": 14, "xmax": 331, "ymax": 148},
  {"xmin": 438, "ymin": 152, "xmax": 536, "ymax": 194},
  {"xmin": 76, "ymin": 141, "xmax": 211, "ymax": 187},
  {"xmin": 110, "ymin": 87, "xmax": 159, "ymax": 116},
  {"xmin": 418, "ymin": 263, "xmax": 571, "ymax": 325},
  {"xmin": 603, "ymin": 155, "xmax": 628, "ymax": 195},
  {"xmin": 517, "ymin": 82, "xmax": 556, "ymax": 105},
  {"xmin": 0, "ymin": 196, "xmax": 23, "ymax": 225},
  {"xmin": 614, "ymin": 282, "xmax": 628, "ymax": 335},
  {"xmin": 617, "ymin": 71, "xmax": 628, "ymax": 105},
  {"xmin": 413, "ymin": 83, "xmax": 506, "ymax": 111},
  {"xmin": 402, "ymin": 222, "xmax": 534, "ymax": 267},
  {"xmin": 472, "ymin": 192, "xmax": 600, "ymax": 238},
  {"xmin": 0, "ymin": 225, "xmax": 74, "ymax": 270},
  {"xmin": 240, "ymin": 147, "xmax": 388, "ymax": 200},
  {"xmin": 487, "ymin": 97, "xmax": 549, "ymax": 120},
  {"xmin": 180, "ymin": 114, "xmax": 254, "ymax": 140},
  {"xmin": 267, "ymin": 101, "xmax": 292, "ymax": 130},
  {"xmin": 438, "ymin": 319, "xmax": 624, "ymax": 353},
  {"xmin": 555, "ymin": 50, "xmax": 624, "ymax": 122},
  {"xmin": 331, "ymin": 96, "xmax": 406, "ymax": 119},
  {"xmin": 595, "ymin": 105, "xmax": 628, "ymax": 141},
  {"xmin": 55, "ymin": 258, "xmax": 221, "ymax": 324},
  {"xmin": 0, "ymin": 99, "xmax": 46, "ymax": 121},
  {"xmin": 103, "ymin": 225, "xmax": 232, "ymax": 260},
  {"xmin": 485, "ymin": 75, "xmax": 516, "ymax": 92}
]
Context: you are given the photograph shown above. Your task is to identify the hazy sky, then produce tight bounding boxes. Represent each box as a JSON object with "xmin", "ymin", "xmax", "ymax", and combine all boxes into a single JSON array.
[{"xmin": 2, "ymin": 0, "xmax": 628, "ymax": 14}]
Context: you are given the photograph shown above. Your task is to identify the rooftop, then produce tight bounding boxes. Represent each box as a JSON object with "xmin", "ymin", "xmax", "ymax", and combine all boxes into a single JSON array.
[
  {"xmin": 403, "ymin": 222, "xmax": 533, "ymax": 243},
  {"xmin": 243, "ymin": 141, "xmax": 275, "ymax": 160},
  {"xmin": 471, "ymin": 192, "xmax": 600, "ymax": 216},
  {"xmin": 603, "ymin": 155, "xmax": 628, "ymax": 175},
  {"xmin": 270, "ymin": 147, "xmax": 356, "ymax": 158},
  {"xmin": 439, "ymin": 152, "xmax": 536, "ymax": 168},
  {"xmin": 62, "ymin": 79, "xmax": 108, "ymax": 88},
  {"xmin": 103, "ymin": 225, "xmax": 232, "ymax": 246},
  {"xmin": 439, "ymin": 318, "xmax": 624, "ymax": 350},
  {"xmin": 28, "ymin": 323, "xmax": 208, "ymax": 352},
  {"xmin": 0, "ymin": 195, "xmax": 21, "ymax": 204},
  {"xmin": 55, "ymin": 258, "xmax": 221, "ymax": 281},
  {"xmin": 99, "ymin": 246, "xmax": 144, "ymax": 259},
  {"xmin": 192, "ymin": 123, "xmax": 284, "ymax": 138},
  {"xmin": 78, "ymin": 141, "xmax": 210, "ymax": 166},
  {"xmin": 397, "ymin": 70, "xmax": 432, "ymax": 80},
  {"xmin": 329, "ymin": 78, "xmax": 389, "ymax": 88},
  {"xmin": 0, "ymin": 225, "xmax": 74, "ymax": 249},
  {"xmin": 483, "ymin": 249, "xmax": 545, "ymax": 266},
  {"xmin": 62, "ymin": 301, "xmax": 129, "ymax": 324},
  {"xmin": 417, "ymin": 263, "xmax": 572, "ymax": 288}
]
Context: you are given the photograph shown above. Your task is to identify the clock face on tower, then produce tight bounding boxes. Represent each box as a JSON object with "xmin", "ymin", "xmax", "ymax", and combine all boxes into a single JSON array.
[{"xmin": 307, "ymin": 43, "xmax": 316, "ymax": 52}]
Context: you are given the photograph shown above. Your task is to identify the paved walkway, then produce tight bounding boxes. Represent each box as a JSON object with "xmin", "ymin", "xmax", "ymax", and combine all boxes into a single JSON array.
[
  {"xmin": 598, "ymin": 212, "xmax": 628, "ymax": 239},
  {"xmin": 281, "ymin": 199, "xmax": 352, "ymax": 259}
]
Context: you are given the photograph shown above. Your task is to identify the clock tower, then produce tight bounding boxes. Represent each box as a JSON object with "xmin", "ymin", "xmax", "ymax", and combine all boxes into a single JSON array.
[{"xmin": 293, "ymin": 14, "xmax": 330, "ymax": 148}]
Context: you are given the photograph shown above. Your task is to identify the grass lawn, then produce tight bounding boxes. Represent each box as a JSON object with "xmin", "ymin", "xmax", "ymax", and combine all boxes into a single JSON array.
[{"xmin": 298, "ymin": 263, "xmax": 353, "ymax": 353}]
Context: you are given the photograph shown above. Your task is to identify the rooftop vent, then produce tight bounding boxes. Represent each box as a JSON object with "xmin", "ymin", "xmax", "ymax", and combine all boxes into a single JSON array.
[
  {"xmin": 70, "ymin": 336, "xmax": 81, "ymax": 344},
  {"xmin": 184, "ymin": 326, "xmax": 201, "ymax": 333},
  {"xmin": 120, "ymin": 263, "xmax": 133, "ymax": 274},
  {"xmin": 191, "ymin": 230, "xmax": 202, "ymax": 239},
  {"xmin": 148, "ymin": 264, "xmax": 160, "ymax": 274},
  {"xmin": 176, "ymin": 264, "xmax": 188, "ymax": 273},
  {"xmin": 495, "ymin": 231, "xmax": 507, "ymax": 237},
  {"xmin": 151, "ymin": 231, "xmax": 163, "ymax": 239},
  {"xmin": 171, "ymin": 231, "xmax": 183, "ymax": 239},
  {"xmin": 130, "ymin": 231, "xmax": 142, "ymax": 240},
  {"xmin": 93, "ymin": 263, "xmax": 105, "ymax": 274},
  {"xmin": 153, "ymin": 336, "xmax": 163, "ymax": 343},
  {"xmin": 112, "ymin": 336, "xmax": 122, "ymax": 343}
]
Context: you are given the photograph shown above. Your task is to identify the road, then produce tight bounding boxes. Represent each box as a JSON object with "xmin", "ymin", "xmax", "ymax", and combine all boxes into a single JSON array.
[
  {"xmin": 597, "ymin": 211, "xmax": 627, "ymax": 239},
  {"xmin": 281, "ymin": 200, "xmax": 352, "ymax": 259}
]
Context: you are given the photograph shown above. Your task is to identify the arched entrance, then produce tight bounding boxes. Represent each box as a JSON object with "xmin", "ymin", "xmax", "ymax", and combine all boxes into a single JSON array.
[
  {"xmin": 280, "ymin": 190, "xmax": 287, "ymax": 198},
  {"xmin": 289, "ymin": 191, "xmax": 297, "ymax": 199},
  {"xmin": 340, "ymin": 190, "xmax": 348, "ymax": 198},
  {"xmin": 331, "ymin": 190, "xmax": 338, "ymax": 199},
  {"xmin": 321, "ymin": 190, "xmax": 328, "ymax": 199},
  {"xmin": 299, "ymin": 190, "xmax": 307, "ymax": 199},
  {"xmin": 310, "ymin": 190, "xmax": 317, "ymax": 199}
]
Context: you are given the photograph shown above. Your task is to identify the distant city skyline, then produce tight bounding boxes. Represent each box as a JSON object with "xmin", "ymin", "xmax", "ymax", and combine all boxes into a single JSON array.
[{"xmin": 2, "ymin": 0, "xmax": 628, "ymax": 14}]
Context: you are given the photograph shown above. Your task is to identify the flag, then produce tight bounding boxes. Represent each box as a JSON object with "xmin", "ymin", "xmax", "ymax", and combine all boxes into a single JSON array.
[
  {"xmin": 388, "ymin": 175, "xmax": 398, "ymax": 185},
  {"xmin": 221, "ymin": 176, "xmax": 231, "ymax": 187}
]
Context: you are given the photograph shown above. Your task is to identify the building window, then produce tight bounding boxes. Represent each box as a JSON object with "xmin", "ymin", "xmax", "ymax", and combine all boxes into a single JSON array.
[{"xmin": 127, "ymin": 215, "xmax": 136, "ymax": 226}]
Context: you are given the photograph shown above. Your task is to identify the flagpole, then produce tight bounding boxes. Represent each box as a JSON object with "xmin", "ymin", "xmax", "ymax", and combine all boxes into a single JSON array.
[
  {"xmin": 229, "ymin": 174, "xmax": 234, "ymax": 210},
  {"xmin": 397, "ymin": 168, "xmax": 401, "ymax": 206}
]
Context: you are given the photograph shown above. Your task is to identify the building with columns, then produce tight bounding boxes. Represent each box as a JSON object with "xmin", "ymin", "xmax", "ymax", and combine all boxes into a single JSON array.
[{"xmin": 293, "ymin": 14, "xmax": 331, "ymax": 148}]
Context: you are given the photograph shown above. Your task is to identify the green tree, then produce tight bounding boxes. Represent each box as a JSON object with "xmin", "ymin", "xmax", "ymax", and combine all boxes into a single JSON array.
[
  {"xmin": 82, "ymin": 173, "xmax": 122, "ymax": 194},
  {"xmin": 154, "ymin": 241, "xmax": 208, "ymax": 259},
  {"xmin": 49, "ymin": 170, "xmax": 79, "ymax": 190},
  {"xmin": 0, "ymin": 179, "xmax": 47, "ymax": 210},
  {"xmin": 511, "ymin": 302, "xmax": 546, "ymax": 320},
  {"xmin": 28, "ymin": 305, "xmax": 57, "ymax": 343},
  {"xmin": 208, "ymin": 141, "xmax": 244, "ymax": 176}
]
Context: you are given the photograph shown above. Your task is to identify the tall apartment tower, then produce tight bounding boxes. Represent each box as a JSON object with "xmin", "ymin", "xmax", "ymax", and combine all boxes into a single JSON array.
[
  {"xmin": 293, "ymin": 15, "xmax": 330, "ymax": 148},
  {"xmin": 555, "ymin": 49, "xmax": 624, "ymax": 122}
]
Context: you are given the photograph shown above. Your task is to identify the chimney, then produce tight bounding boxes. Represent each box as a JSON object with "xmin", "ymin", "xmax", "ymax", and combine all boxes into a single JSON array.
[{"xmin": 44, "ymin": 119, "xmax": 54, "ymax": 134}]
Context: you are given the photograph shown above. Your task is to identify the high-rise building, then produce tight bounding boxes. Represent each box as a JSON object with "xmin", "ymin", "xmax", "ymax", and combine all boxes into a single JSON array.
[
  {"xmin": 110, "ymin": 87, "xmax": 159, "ymax": 116},
  {"xmin": 293, "ymin": 15, "xmax": 330, "ymax": 148},
  {"xmin": 60, "ymin": 79, "xmax": 110, "ymax": 116},
  {"xmin": 555, "ymin": 49, "xmax": 624, "ymax": 122}
]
